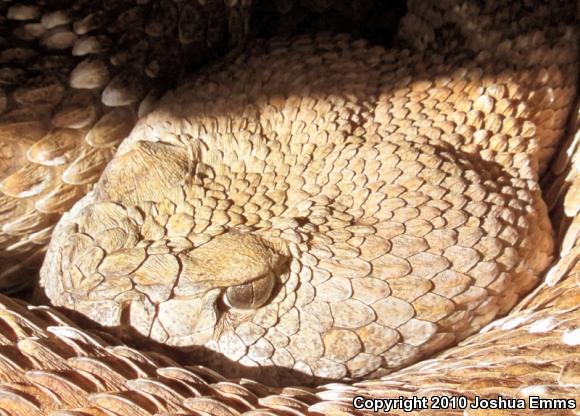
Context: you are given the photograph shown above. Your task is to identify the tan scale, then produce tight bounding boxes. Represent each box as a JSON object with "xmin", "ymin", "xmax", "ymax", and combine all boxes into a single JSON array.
[
  {"xmin": 36, "ymin": 0, "xmax": 579, "ymax": 390},
  {"xmin": 0, "ymin": 0, "xmax": 254, "ymax": 291},
  {"xmin": 0, "ymin": 0, "xmax": 577, "ymax": 414},
  {"xmin": 0, "ymin": 0, "xmax": 400, "ymax": 292}
]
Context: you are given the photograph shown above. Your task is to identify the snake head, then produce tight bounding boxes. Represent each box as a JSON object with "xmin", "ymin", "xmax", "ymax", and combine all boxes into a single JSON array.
[
  {"xmin": 149, "ymin": 233, "xmax": 288, "ymax": 346},
  {"xmin": 39, "ymin": 184, "xmax": 293, "ymax": 345}
]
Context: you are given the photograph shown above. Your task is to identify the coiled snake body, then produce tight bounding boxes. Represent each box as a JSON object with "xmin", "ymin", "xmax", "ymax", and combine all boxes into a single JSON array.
[{"xmin": 0, "ymin": 0, "xmax": 579, "ymax": 414}]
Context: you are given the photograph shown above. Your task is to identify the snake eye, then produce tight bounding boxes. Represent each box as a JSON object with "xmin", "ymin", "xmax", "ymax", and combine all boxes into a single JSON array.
[{"xmin": 223, "ymin": 272, "xmax": 275, "ymax": 310}]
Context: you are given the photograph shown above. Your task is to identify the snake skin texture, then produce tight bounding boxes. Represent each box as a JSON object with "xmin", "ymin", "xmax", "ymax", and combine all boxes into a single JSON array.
[
  {"xmin": 0, "ymin": 84, "xmax": 577, "ymax": 416},
  {"xmin": 0, "ymin": 0, "xmax": 254, "ymax": 291},
  {"xmin": 0, "ymin": 0, "xmax": 403, "ymax": 293},
  {"xmin": 0, "ymin": 0, "xmax": 578, "ymax": 415},
  {"xmin": 39, "ymin": 0, "xmax": 578, "ymax": 388}
]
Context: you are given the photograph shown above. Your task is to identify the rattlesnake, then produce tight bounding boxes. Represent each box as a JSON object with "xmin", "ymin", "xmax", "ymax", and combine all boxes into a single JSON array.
[{"xmin": 1, "ymin": 0, "xmax": 579, "ymax": 414}]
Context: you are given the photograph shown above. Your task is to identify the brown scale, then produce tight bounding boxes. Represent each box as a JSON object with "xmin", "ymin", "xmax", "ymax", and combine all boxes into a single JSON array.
[
  {"xmin": 0, "ymin": 0, "xmax": 404, "ymax": 292},
  {"xmin": 0, "ymin": 0, "xmax": 254, "ymax": 291},
  {"xmin": 0, "ymin": 0, "xmax": 578, "ymax": 414},
  {"xmin": 35, "ymin": 0, "xmax": 578, "ymax": 392}
]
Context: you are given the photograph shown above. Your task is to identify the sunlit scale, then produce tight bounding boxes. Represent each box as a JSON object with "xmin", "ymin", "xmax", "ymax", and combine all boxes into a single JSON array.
[
  {"xmin": 40, "ymin": 12, "xmax": 577, "ymax": 386},
  {"xmin": 0, "ymin": 0, "xmax": 575, "ymax": 413},
  {"xmin": 0, "ymin": 0, "xmax": 254, "ymax": 290}
]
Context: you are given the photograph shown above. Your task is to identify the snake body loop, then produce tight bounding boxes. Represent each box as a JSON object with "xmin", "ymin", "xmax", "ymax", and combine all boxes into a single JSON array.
[
  {"xmin": 0, "ymin": 0, "xmax": 578, "ymax": 414},
  {"xmin": 41, "ymin": 0, "xmax": 578, "ymax": 388}
]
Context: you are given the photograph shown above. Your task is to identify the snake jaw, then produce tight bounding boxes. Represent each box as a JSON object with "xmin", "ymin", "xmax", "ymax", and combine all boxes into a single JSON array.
[{"xmin": 154, "ymin": 288, "xmax": 221, "ymax": 347}]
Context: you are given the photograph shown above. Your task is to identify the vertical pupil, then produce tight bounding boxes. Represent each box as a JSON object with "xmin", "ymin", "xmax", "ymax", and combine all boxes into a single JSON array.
[
  {"xmin": 226, "ymin": 283, "xmax": 255, "ymax": 309},
  {"xmin": 224, "ymin": 273, "xmax": 274, "ymax": 309}
]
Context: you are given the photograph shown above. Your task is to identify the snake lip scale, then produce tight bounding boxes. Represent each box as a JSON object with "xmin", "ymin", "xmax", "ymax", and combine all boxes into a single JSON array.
[{"xmin": 0, "ymin": 0, "xmax": 579, "ymax": 414}]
